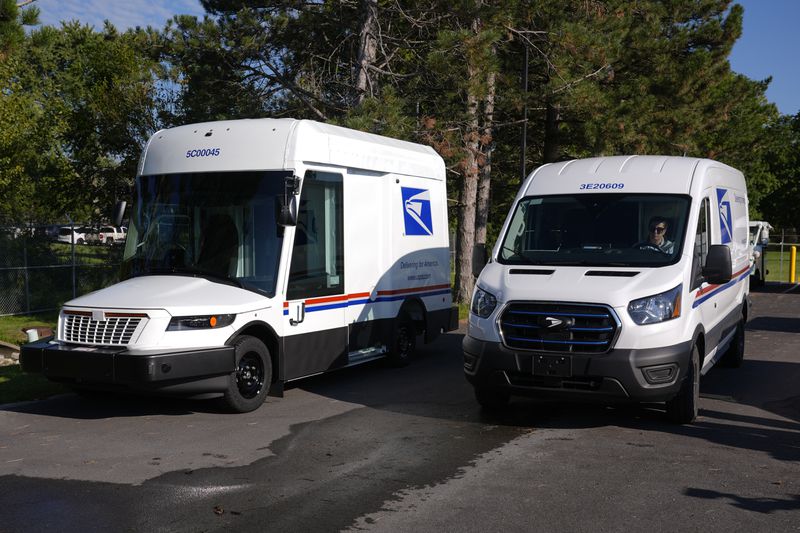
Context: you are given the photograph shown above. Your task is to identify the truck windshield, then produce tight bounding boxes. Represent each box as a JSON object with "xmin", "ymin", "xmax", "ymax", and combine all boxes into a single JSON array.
[
  {"xmin": 121, "ymin": 171, "xmax": 290, "ymax": 296},
  {"xmin": 498, "ymin": 193, "xmax": 691, "ymax": 267}
]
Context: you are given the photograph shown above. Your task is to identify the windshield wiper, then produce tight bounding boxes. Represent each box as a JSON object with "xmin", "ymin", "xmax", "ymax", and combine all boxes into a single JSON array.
[{"xmin": 500, "ymin": 245, "xmax": 543, "ymax": 265}]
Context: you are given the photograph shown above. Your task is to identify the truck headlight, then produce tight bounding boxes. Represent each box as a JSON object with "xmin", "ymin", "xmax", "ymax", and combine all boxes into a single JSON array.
[
  {"xmin": 627, "ymin": 285, "xmax": 682, "ymax": 325},
  {"xmin": 167, "ymin": 314, "xmax": 236, "ymax": 331},
  {"xmin": 471, "ymin": 287, "xmax": 497, "ymax": 318}
]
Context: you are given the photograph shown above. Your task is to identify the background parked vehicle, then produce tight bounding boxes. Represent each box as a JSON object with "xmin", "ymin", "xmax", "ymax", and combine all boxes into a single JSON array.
[
  {"xmin": 86, "ymin": 226, "xmax": 127, "ymax": 246},
  {"xmin": 56, "ymin": 226, "xmax": 89, "ymax": 245},
  {"xmin": 749, "ymin": 220, "xmax": 773, "ymax": 287}
]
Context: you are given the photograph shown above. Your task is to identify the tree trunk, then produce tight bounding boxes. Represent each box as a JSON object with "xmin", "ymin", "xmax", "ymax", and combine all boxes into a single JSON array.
[
  {"xmin": 355, "ymin": 0, "xmax": 379, "ymax": 104},
  {"xmin": 543, "ymin": 101, "xmax": 561, "ymax": 163},
  {"xmin": 475, "ymin": 64, "xmax": 496, "ymax": 246},
  {"xmin": 455, "ymin": 66, "xmax": 481, "ymax": 305}
]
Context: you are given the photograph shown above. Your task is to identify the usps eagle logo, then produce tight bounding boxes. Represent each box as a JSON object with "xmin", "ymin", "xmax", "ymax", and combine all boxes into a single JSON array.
[
  {"xmin": 716, "ymin": 188, "xmax": 732, "ymax": 245},
  {"xmin": 401, "ymin": 187, "xmax": 433, "ymax": 236}
]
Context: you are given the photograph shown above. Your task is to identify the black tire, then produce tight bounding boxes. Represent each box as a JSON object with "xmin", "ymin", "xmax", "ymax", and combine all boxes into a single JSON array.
[
  {"xmin": 666, "ymin": 344, "xmax": 700, "ymax": 424},
  {"xmin": 223, "ymin": 335, "xmax": 271, "ymax": 413},
  {"xmin": 720, "ymin": 316, "xmax": 745, "ymax": 368},
  {"xmin": 474, "ymin": 386, "xmax": 510, "ymax": 411},
  {"xmin": 386, "ymin": 313, "xmax": 416, "ymax": 367}
]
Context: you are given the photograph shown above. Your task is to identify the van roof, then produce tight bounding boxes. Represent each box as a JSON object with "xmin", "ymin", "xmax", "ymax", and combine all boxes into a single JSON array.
[
  {"xmin": 524, "ymin": 155, "xmax": 744, "ymax": 196},
  {"xmin": 140, "ymin": 118, "xmax": 445, "ymax": 180}
]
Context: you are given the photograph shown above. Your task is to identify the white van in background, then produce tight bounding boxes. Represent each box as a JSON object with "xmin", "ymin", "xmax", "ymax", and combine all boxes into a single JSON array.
[
  {"xmin": 749, "ymin": 220, "xmax": 773, "ymax": 287},
  {"xmin": 465, "ymin": 156, "xmax": 750, "ymax": 423},
  {"xmin": 22, "ymin": 118, "xmax": 457, "ymax": 412}
]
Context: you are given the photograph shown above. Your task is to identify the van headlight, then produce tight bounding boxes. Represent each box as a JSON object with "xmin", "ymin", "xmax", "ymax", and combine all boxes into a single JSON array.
[
  {"xmin": 471, "ymin": 287, "xmax": 497, "ymax": 318},
  {"xmin": 167, "ymin": 314, "xmax": 236, "ymax": 331},
  {"xmin": 627, "ymin": 285, "xmax": 682, "ymax": 325}
]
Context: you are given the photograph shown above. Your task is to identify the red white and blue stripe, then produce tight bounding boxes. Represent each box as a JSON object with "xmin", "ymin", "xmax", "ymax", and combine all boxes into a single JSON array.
[
  {"xmin": 691, "ymin": 265, "xmax": 751, "ymax": 309},
  {"xmin": 283, "ymin": 284, "xmax": 451, "ymax": 315}
]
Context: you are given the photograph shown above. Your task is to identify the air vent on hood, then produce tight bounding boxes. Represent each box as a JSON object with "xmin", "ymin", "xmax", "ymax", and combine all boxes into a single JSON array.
[
  {"xmin": 584, "ymin": 271, "xmax": 639, "ymax": 277},
  {"xmin": 509, "ymin": 269, "xmax": 555, "ymax": 275}
]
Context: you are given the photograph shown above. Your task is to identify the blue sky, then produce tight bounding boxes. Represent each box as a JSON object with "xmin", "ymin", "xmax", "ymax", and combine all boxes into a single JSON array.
[{"xmin": 34, "ymin": 0, "xmax": 799, "ymax": 116}]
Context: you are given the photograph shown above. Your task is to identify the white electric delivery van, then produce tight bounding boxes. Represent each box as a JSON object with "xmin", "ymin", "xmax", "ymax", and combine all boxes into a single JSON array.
[
  {"xmin": 464, "ymin": 156, "xmax": 750, "ymax": 423},
  {"xmin": 22, "ymin": 118, "xmax": 457, "ymax": 412}
]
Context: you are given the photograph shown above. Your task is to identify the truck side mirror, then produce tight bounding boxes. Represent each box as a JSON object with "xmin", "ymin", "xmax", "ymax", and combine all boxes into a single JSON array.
[
  {"xmin": 472, "ymin": 243, "xmax": 487, "ymax": 278},
  {"xmin": 113, "ymin": 201, "xmax": 127, "ymax": 228},
  {"xmin": 703, "ymin": 244, "xmax": 732, "ymax": 285},
  {"xmin": 277, "ymin": 176, "xmax": 301, "ymax": 227}
]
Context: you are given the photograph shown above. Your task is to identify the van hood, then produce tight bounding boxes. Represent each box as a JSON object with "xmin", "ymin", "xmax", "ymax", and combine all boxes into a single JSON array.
[
  {"xmin": 65, "ymin": 275, "xmax": 269, "ymax": 315},
  {"xmin": 477, "ymin": 261, "xmax": 685, "ymax": 309}
]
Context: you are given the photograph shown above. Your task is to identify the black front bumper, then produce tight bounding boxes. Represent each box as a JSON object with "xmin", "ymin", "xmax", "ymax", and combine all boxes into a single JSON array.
[
  {"xmin": 463, "ymin": 335, "xmax": 693, "ymax": 403},
  {"xmin": 20, "ymin": 338, "xmax": 235, "ymax": 395}
]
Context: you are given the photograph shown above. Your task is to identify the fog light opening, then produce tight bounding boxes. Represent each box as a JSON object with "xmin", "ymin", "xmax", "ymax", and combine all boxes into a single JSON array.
[{"xmin": 643, "ymin": 363, "xmax": 678, "ymax": 384}]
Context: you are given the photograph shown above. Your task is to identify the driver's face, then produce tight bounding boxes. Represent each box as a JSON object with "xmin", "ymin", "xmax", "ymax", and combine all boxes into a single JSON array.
[{"xmin": 649, "ymin": 223, "xmax": 667, "ymax": 243}]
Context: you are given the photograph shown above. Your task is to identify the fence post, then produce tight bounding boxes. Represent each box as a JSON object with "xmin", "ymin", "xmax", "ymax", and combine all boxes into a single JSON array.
[
  {"xmin": 779, "ymin": 229, "xmax": 784, "ymax": 283},
  {"xmin": 23, "ymin": 235, "xmax": 30, "ymax": 313},
  {"xmin": 71, "ymin": 220, "xmax": 77, "ymax": 299}
]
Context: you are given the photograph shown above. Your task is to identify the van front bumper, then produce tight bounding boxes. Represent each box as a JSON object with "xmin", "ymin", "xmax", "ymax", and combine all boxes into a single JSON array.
[
  {"xmin": 20, "ymin": 338, "xmax": 235, "ymax": 395},
  {"xmin": 463, "ymin": 335, "xmax": 693, "ymax": 403}
]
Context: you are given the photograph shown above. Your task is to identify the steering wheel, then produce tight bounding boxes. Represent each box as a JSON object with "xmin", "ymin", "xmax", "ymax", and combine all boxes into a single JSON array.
[{"xmin": 634, "ymin": 243, "xmax": 665, "ymax": 253}]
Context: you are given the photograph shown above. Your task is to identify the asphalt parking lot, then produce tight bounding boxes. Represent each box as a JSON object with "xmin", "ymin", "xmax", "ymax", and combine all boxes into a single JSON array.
[{"xmin": 0, "ymin": 285, "xmax": 798, "ymax": 532}]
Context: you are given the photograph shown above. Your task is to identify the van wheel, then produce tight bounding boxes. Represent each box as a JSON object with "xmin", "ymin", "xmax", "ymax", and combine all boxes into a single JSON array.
[
  {"xmin": 665, "ymin": 344, "xmax": 700, "ymax": 424},
  {"xmin": 386, "ymin": 313, "xmax": 415, "ymax": 367},
  {"xmin": 721, "ymin": 316, "xmax": 745, "ymax": 368},
  {"xmin": 475, "ymin": 386, "xmax": 510, "ymax": 411},
  {"xmin": 223, "ymin": 336, "xmax": 271, "ymax": 413}
]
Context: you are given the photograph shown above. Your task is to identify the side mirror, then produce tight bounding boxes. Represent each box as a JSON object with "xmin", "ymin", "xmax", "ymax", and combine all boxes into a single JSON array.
[
  {"xmin": 113, "ymin": 201, "xmax": 127, "ymax": 228},
  {"xmin": 703, "ymin": 244, "xmax": 732, "ymax": 285},
  {"xmin": 472, "ymin": 243, "xmax": 488, "ymax": 278},
  {"xmin": 277, "ymin": 176, "xmax": 301, "ymax": 227}
]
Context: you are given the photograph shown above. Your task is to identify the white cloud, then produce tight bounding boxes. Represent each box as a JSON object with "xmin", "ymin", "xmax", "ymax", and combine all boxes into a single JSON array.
[{"xmin": 35, "ymin": 0, "xmax": 205, "ymax": 31}]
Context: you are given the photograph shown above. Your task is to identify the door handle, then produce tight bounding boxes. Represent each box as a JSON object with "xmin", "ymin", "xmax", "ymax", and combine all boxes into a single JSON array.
[{"xmin": 290, "ymin": 302, "xmax": 305, "ymax": 326}]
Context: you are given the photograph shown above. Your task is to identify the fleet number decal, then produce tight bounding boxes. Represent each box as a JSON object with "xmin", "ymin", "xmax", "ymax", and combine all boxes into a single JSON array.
[
  {"xmin": 186, "ymin": 148, "xmax": 221, "ymax": 158},
  {"xmin": 579, "ymin": 182, "xmax": 624, "ymax": 190}
]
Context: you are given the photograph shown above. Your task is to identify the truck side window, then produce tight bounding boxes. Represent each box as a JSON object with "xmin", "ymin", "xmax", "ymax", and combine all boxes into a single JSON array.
[
  {"xmin": 287, "ymin": 171, "xmax": 344, "ymax": 300},
  {"xmin": 691, "ymin": 197, "xmax": 710, "ymax": 289}
]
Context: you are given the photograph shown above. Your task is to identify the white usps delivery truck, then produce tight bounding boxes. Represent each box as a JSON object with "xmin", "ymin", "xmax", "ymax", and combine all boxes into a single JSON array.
[
  {"xmin": 465, "ymin": 156, "xmax": 750, "ymax": 423},
  {"xmin": 22, "ymin": 118, "xmax": 457, "ymax": 412}
]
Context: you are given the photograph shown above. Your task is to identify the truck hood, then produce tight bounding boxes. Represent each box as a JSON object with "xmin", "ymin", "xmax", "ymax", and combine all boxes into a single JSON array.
[
  {"xmin": 477, "ymin": 261, "xmax": 685, "ymax": 309},
  {"xmin": 65, "ymin": 275, "xmax": 269, "ymax": 315}
]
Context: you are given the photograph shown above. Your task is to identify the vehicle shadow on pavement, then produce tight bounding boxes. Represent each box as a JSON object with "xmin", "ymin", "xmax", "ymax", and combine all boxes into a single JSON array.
[
  {"xmin": 746, "ymin": 316, "xmax": 800, "ymax": 334},
  {"xmin": 684, "ymin": 488, "xmax": 800, "ymax": 514},
  {"xmin": 1, "ymin": 392, "xmax": 227, "ymax": 419}
]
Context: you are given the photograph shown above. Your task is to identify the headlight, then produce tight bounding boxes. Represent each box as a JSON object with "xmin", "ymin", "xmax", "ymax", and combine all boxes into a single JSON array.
[
  {"xmin": 167, "ymin": 314, "xmax": 236, "ymax": 331},
  {"xmin": 627, "ymin": 285, "xmax": 682, "ymax": 325},
  {"xmin": 471, "ymin": 287, "xmax": 497, "ymax": 318}
]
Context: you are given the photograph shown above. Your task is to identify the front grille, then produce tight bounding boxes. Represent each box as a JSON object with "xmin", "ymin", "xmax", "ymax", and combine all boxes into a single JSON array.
[
  {"xmin": 500, "ymin": 302, "xmax": 618, "ymax": 354},
  {"xmin": 63, "ymin": 312, "xmax": 144, "ymax": 346}
]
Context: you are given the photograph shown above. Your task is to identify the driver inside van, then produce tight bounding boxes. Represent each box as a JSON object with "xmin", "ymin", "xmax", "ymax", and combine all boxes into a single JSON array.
[{"xmin": 636, "ymin": 216, "xmax": 674, "ymax": 254}]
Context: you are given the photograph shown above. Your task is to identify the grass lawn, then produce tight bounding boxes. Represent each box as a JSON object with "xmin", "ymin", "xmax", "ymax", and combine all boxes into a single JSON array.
[{"xmin": 0, "ymin": 311, "xmax": 58, "ymax": 346}]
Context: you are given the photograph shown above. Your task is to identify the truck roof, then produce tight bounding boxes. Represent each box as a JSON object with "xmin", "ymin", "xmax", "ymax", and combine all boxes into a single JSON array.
[
  {"xmin": 139, "ymin": 118, "xmax": 445, "ymax": 180},
  {"xmin": 523, "ymin": 155, "xmax": 745, "ymax": 196}
]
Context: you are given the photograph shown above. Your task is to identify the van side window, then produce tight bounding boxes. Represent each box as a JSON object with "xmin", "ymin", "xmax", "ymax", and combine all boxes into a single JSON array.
[
  {"xmin": 287, "ymin": 171, "xmax": 344, "ymax": 300},
  {"xmin": 691, "ymin": 198, "xmax": 710, "ymax": 289}
]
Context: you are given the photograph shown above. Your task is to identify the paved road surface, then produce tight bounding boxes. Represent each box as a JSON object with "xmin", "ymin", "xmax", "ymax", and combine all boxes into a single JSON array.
[{"xmin": 1, "ymin": 287, "xmax": 798, "ymax": 532}]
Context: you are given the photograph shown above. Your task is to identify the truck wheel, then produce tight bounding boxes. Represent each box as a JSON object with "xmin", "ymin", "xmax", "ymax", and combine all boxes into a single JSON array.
[
  {"xmin": 721, "ymin": 316, "xmax": 745, "ymax": 368},
  {"xmin": 386, "ymin": 313, "xmax": 415, "ymax": 367},
  {"xmin": 106, "ymin": 237, "xmax": 114, "ymax": 246},
  {"xmin": 474, "ymin": 386, "xmax": 510, "ymax": 411},
  {"xmin": 665, "ymin": 344, "xmax": 699, "ymax": 424},
  {"xmin": 223, "ymin": 336, "xmax": 271, "ymax": 413}
]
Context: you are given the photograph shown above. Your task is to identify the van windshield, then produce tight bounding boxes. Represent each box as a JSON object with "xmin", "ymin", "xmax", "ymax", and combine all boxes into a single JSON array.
[
  {"xmin": 121, "ymin": 171, "xmax": 290, "ymax": 296},
  {"xmin": 498, "ymin": 194, "xmax": 691, "ymax": 267}
]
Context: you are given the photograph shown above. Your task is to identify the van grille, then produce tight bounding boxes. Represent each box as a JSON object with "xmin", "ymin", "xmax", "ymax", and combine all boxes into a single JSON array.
[
  {"xmin": 63, "ymin": 312, "xmax": 144, "ymax": 346},
  {"xmin": 499, "ymin": 303, "xmax": 618, "ymax": 354}
]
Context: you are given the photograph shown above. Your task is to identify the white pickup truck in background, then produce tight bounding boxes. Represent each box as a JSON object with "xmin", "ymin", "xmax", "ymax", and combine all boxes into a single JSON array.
[{"xmin": 749, "ymin": 220, "xmax": 773, "ymax": 287}]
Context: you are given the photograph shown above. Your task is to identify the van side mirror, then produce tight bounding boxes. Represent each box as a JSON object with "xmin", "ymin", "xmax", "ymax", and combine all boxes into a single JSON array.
[
  {"xmin": 277, "ymin": 176, "xmax": 301, "ymax": 227},
  {"xmin": 703, "ymin": 244, "xmax": 732, "ymax": 285},
  {"xmin": 472, "ymin": 243, "xmax": 488, "ymax": 278},
  {"xmin": 113, "ymin": 201, "xmax": 127, "ymax": 227}
]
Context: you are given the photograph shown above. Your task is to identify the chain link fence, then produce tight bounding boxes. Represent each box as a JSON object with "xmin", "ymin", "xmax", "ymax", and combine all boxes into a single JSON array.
[
  {"xmin": 766, "ymin": 229, "xmax": 800, "ymax": 283},
  {"xmin": 0, "ymin": 224, "xmax": 124, "ymax": 316}
]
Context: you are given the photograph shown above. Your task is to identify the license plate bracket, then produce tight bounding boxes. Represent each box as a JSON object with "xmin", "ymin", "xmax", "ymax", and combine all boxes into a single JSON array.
[{"xmin": 533, "ymin": 354, "xmax": 572, "ymax": 377}]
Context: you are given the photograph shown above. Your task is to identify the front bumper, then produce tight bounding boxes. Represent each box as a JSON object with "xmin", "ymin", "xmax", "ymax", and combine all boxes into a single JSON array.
[
  {"xmin": 20, "ymin": 337, "xmax": 235, "ymax": 395},
  {"xmin": 463, "ymin": 335, "xmax": 693, "ymax": 403}
]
